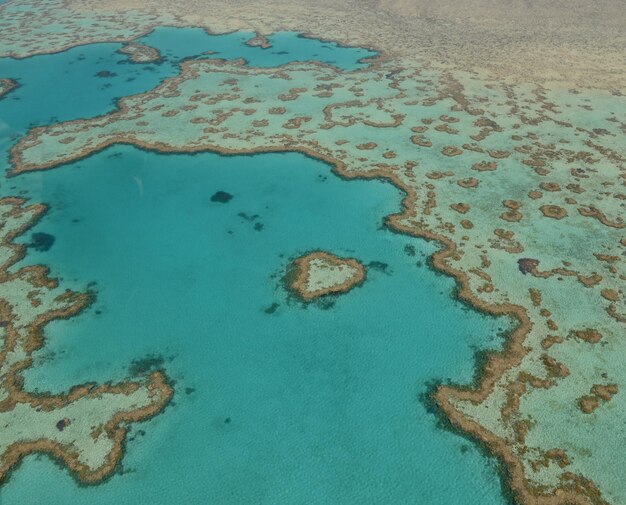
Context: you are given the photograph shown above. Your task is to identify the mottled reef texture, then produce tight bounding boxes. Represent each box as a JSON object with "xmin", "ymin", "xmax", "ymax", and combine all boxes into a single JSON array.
[
  {"xmin": 1, "ymin": 0, "xmax": 625, "ymax": 503},
  {"xmin": 9, "ymin": 54, "xmax": 625, "ymax": 505},
  {"xmin": 287, "ymin": 251, "xmax": 366, "ymax": 301},
  {"xmin": 0, "ymin": 198, "xmax": 172, "ymax": 484},
  {"xmin": 0, "ymin": 0, "xmax": 625, "ymax": 88}
]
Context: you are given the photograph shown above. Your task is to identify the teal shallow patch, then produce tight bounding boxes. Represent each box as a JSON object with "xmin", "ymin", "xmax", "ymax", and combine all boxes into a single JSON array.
[
  {"xmin": 0, "ymin": 27, "xmax": 508, "ymax": 505},
  {"xmin": 139, "ymin": 27, "xmax": 377, "ymax": 69},
  {"xmin": 6, "ymin": 146, "xmax": 509, "ymax": 505}
]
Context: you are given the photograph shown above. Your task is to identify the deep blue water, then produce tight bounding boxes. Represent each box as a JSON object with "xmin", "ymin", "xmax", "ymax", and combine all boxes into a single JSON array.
[{"xmin": 0, "ymin": 28, "xmax": 509, "ymax": 505}]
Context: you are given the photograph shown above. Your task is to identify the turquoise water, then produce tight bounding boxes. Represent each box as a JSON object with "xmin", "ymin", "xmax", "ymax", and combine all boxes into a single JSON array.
[
  {"xmin": 5, "ymin": 147, "xmax": 508, "ymax": 504},
  {"xmin": 0, "ymin": 27, "xmax": 375, "ymax": 144},
  {"xmin": 0, "ymin": 29, "xmax": 509, "ymax": 505},
  {"xmin": 139, "ymin": 27, "xmax": 377, "ymax": 69}
]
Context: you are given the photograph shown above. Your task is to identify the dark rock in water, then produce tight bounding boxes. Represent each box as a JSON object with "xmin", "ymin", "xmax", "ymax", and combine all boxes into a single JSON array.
[
  {"xmin": 211, "ymin": 191, "xmax": 233, "ymax": 203},
  {"xmin": 95, "ymin": 70, "xmax": 116, "ymax": 78},
  {"xmin": 253, "ymin": 222, "xmax": 264, "ymax": 231},
  {"xmin": 368, "ymin": 261, "xmax": 389, "ymax": 273},
  {"xmin": 56, "ymin": 418, "xmax": 70, "ymax": 431},
  {"xmin": 404, "ymin": 244, "xmax": 416, "ymax": 256},
  {"xmin": 318, "ymin": 299, "xmax": 335, "ymax": 310},
  {"xmin": 127, "ymin": 428, "xmax": 146, "ymax": 442},
  {"xmin": 29, "ymin": 232, "xmax": 55, "ymax": 251},
  {"xmin": 237, "ymin": 212, "xmax": 258, "ymax": 221},
  {"xmin": 185, "ymin": 387, "xmax": 195, "ymax": 395},
  {"xmin": 518, "ymin": 258, "xmax": 540, "ymax": 275},
  {"xmin": 128, "ymin": 353, "xmax": 165, "ymax": 376},
  {"xmin": 264, "ymin": 302, "xmax": 280, "ymax": 314}
]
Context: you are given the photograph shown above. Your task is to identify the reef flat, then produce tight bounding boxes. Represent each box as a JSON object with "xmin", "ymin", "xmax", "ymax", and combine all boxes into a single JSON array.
[
  {"xmin": 287, "ymin": 251, "xmax": 365, "ymax": 300},
  {"xmin": 0, "ymin": 197, "xmax": 172, "ymax": 484},
  {"xmin": 9, "ymin": 52, "xmax": 625, "ymax": 505},
  {"xmin": 0, "ymin": 0, "xmax": 171, "ymax": 59},
  {"xmin": 0, "ymin": 0, "xmax": 625, "ymax": 89},
  {"xmin": 0, "ymin": 0, "xmax": 625, "ymax": 503}
]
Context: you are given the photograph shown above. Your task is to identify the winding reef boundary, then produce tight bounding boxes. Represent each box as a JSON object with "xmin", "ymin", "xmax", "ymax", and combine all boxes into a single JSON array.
[
  {"xmin": 0, "ymin": 197, "xmax": 173, "ymax": 485},
  {"xmin": 9, "ymin": 134, "xmax": 606, "ymax": 503},
  {"xmin": 286, "ymin": 251, "xmax": 366, "ymax": 301},
  {"xmin": 3, "ymin": 31, "xmax": 622, "ymax": 505}
]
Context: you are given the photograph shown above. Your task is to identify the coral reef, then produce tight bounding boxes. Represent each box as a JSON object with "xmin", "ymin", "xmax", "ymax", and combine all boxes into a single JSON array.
[
  {"xmin": 287, "ymin": 251, "xmax": 365, "ymax": 300},
  {"xmin": 0, "ymin": 198, "xmax": 172, "ymax": 484}
]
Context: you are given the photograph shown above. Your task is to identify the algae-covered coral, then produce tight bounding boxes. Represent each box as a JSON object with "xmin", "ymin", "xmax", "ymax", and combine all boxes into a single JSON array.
[
  {"xmin": 0, "ymin": 197, "xmax": 172, "ymax": 484},
  {"xmin": 0, "ymin": 79, "xmax": 18, "ymax": 100},
  {"xmin": 9, "ymin": 54, "xmax": 625, "ymax": 504},
  {"xmin": 0, "ymin": 0, "xmax": 625, "ymax": 502},
  {"xmin": 287, "ymin": 251, "xmax": 366, "ymax": 301}
]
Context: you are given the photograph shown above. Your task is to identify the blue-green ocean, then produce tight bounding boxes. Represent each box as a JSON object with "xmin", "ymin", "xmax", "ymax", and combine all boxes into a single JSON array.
[{"xmin": 0, "ymin": 29, "xmax": 510, "ymax": 504}]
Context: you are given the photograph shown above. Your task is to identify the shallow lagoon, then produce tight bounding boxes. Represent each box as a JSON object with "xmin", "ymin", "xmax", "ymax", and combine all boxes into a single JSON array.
[
  {"xmin": 4, "ymin": 147, "xmax": 509, "ymax": 504},
  {"xmin": 1, "ymin": 28, "xmax": 510, "ymax": 505},
  {"xmin": 0, "ymin": 27, "xmax": 375, "ymax": 142}
]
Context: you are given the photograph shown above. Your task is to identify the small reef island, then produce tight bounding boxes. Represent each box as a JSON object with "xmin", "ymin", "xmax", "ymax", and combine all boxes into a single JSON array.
[
  {"xmin": 0, "ymin": 0, "xmax": 625, "ymax": 503},
  {"xmin": 287, "ymin": 251, "xmax": 366, "ymax": 301},
  {"xmin": 0, "ymin": 78, "xmax": 18, "ymax": 100},
  {"xmin": 117, "ymin": 42, "xmax": 162, "ymax": 63}
]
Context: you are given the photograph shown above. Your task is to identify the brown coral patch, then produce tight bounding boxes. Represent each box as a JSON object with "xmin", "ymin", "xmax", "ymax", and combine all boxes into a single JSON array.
[
  {"xmin": 571, "ymin": 328, "xmax": 603, "ymax": 343},
  {"xmin": 578, "ymin": 206, "xmax": 625, "ymax": 229},
  {"xmin": 488, "ymin": 150, "xmax": 510, "ymax": 159},
  {"xmin": 0, "ymin": 198, "xmax": 173, "ymax": 485},
  {"xmin": 540, "ymin": 182, "xmax": 561, "ymax": 192},
  {"xmin": 472, "ymin": 161, "xmax": 497, "ymax": 171},
  {"xmin": 410, "ymin": 135, "xmax": 432, "ymax": 147},
  {"xmin": 117, "ymin": 42, "xmax": 162, "ymax": 64},
  {"xmin": 540, "ymin": 205, "xmax": 567, "ymax": 219},
  {"xmin": 601, "ymin": 288, "xmax": 619, "ymax": 301},
  {"xmin": 541, "ymin": 335, "xmax": 564, "ymax": 350},
  {"xmin": 286, "ymin": 251, "xmax": 366, "ymax": 301},
  {"xmin": 451, "ymin": 203, "xmax": 470, "ymax": 214},
  {"xmin": 0, "ymin": 78, "xmax": 19, "ymax": 100},
  {"xmin": 245, "ymin": 34, "xmax": 271, "ymax": 49},
  {"xmin": 500, "ymin": 210, "xmax": 522, "ymax": 222},
  {"xmin": 441, "ymin": 146, "xmax": 463, "ymax": 156},
  {"xmin": 541, "ymin": 354, "xmax": 569, "ymax": 378},
  {"xmin": 356, "ymin": 142, "xmax": 377, "ymax": 150},
  {"xmin": 453, "ymin": 176, "xmax": 478, "ymax": 190},
  {"xmin": 577, "ymin": 384, "xmax": 618, "ymax": 413}
]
